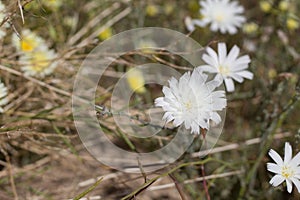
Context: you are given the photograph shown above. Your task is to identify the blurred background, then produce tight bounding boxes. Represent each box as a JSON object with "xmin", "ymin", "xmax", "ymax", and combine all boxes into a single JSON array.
[{"xmin": 0, "ymin": 0, "xmax": 299, "ymax": 199}]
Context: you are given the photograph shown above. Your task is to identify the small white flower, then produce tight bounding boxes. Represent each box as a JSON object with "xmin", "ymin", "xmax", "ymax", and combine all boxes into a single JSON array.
[
  {"xmin": 0, "ymin": 80, "xmax": 8, "ymax": 113},
  {"xmin": 195, "ymin": 0, "xmax": 246, "ymax": 34},
  {"xmin": 12, "ymin": 29, "xmax": 45, "ymax": 52},
  {"xmin": 155, "ymin": 69, "xmax": 226, "ymax": 134},
  {"xmin": 199, "ymin": 43, "xmax": 253, "ymax": 92},
  {"xmin": 267, "ymin": 142, "xmax": 300, "ymax": 193},
  {"xmin": 20, "ymin": 47, "xmax": 58, "ymax": 78}
]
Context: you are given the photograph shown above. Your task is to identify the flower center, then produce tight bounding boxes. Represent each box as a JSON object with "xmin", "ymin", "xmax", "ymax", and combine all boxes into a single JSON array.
[
  {"xmin": 184, "ymin": 101, "xmax": 193, "ymax": 110},
  {"xmin": 20, "ymin": 38, "xmax": 36, "ymax": 52},
  {"xmin": 31, "ymin": 52, "xmax": 51, "ymax": 72},
  {"xmin": 215, "ymin": 14, "xmax": 224, "ymax": 22},
  {"xmin": 219, "ymin": 65, "xmax": 230, "ymax": 76},
  {"xmin": 281, "ymin": 165, "xmax": 294, "ymax": 179}
]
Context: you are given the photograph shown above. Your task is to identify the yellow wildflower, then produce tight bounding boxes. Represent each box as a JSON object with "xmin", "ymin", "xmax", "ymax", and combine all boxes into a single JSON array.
[
  {"xmin": 286, "ymin": 18, "xmax": 299, "ymax": 31},
  {"xmin": 98, "ymin": 27, "xmax": 113, "ymax": 41},
  {"xmin": 242, "ymin": 22, "xmax": 259, "ymax": 34},
  {"xmin": 146, "ymin": 5, "xmax": 159, "ymax": 17},
  {"xmin": 12, "ymin": 29, "xmax": 44, "ymax": 52},
  {"xmin": 279, "ymin": 1, "xmax": 289, "ymax": 11},
  {"xmin": 126, "ymin": 68, "xmax": 146, "ymax": 94},
  {"xmin": 260, "ymin": 1, "xmax": 272, "ymax": 13}
]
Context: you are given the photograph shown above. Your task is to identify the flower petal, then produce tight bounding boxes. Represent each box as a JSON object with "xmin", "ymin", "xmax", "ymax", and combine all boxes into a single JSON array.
[
  {"xmin": 269, "ymin": 175, "xmax": 285, "ymax": 187},
  {"xmin": 290, "ymin": 152, "xmax": 300, "ymax": 167},
  {"xmin": 236, "ymin": 70, "xmax": 253, "ymax": 80},
  {"xmin": 267, "ymin": 163, "xmax": 281, "ymax": 174},
  {"xmin": 226, "ymin": 45, "xmax": 240, "ymax": 64},
  {"xmin": 286, "ymin": 179, "xmax": 293, "ymax": 193},
  {"xmin": 284, "ymin": 142, "xmax": 292, "ymax": 163},
  {"xmin": 218, "ymin": 43, "xmax": 227, "ymax": 64},
  {"xmin": 290, "ymin": 177, "xmax": 300, "ymax": 193},
  {"xmin": 268, "ymin": 149, "xmax": 283, "ymax": 166},
  {"xmin": 224, "ymin": 78, "xmax": 235, "ymax": 92}
]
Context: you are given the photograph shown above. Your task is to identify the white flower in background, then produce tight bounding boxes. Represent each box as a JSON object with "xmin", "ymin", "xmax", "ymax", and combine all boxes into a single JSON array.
[
  {"xmin": 155, "ymin": 69, "xmax": 226, "ymax": 134},
  {"xmin": 199, "ymin": 43, "xmax": 253, "ymax": 92},
  {"xmin": 184, "ymin": 16, "xmax": 196, "ymax": 32},
  {"xmin": 0, "ymin": 80, "xmax": 8, "ymax": 113},
  {"xmin": 13, "ymin": 29, "xmax": 58, "ymax": 78},
  {"xmin": 195, "ymin": 0, "xmax": 246, "ymax": 34},
  {"xmin": 0, "ymin": 1, "xmax": 8, "ymax": 39},
  {"xmin": 12, "ymin": 29, "xmax": 44, "ymax": 52},
  {"xmin": 20, "ymin": 47, "xmax": 58, "ymax": 78},
  {"xmin": 267, "ymin": 142, "xmax": 300, "ymax": 193}
]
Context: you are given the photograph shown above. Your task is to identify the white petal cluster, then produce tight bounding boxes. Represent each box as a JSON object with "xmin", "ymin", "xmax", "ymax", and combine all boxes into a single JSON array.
[
  {"xmin": 155, "ymin": 69, "xmax": 226, "ymax": 134},
  {"xmin": 12, "ymin": 29, "xmax": 58, "ymax": 78},
  {"xmin": 199, "ymin": 43, "xmax": 253, "ymax": 92},
  {"xmin": 185, "ymin": 0, "xmax": 246, "ymax": 34},
  {"xmin": 267, "ymin": 142, "xmax": 300, "ymax": 193}
]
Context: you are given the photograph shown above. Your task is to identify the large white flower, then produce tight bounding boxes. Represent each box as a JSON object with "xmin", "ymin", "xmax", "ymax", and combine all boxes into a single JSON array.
[
  {"xmin": 199, "ymin": 43, "xmax": 253, "ymax": 92},
  {"xmin": 155, "ymin": 69, "xmax": 226, "ymax": 134},
  {"xmin": 267, "ymin": 142, "xmax": 300, "ymax": 193},
  {"xmin": 194, "ymin": 0, "xmax": 246, "ymax": 34},
  {"xmin": 0, "ymin": 80, "xmax": 8, "ymax": 113}
]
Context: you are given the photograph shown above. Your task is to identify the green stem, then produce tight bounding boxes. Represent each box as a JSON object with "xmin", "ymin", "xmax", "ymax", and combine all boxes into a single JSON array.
[{"xmin": 73, "ymin": 177, "xmax": 103, "ymax": 200}]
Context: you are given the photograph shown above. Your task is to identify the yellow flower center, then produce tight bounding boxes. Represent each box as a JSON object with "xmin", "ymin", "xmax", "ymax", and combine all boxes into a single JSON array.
[
  {"xmin": 281, "ymin": 166, "xmax": 294, "ymax": 179},
  {"xmin": 20, "ymin": 38, "xmax": 37, "ymax": 52},
  {"xmin": 184, "ymin": 101, "xmax": 192, "ymax": 110},
  {"xmin": 215, "ymin": 14, "xmax": 224, "ymax": 22},
  {"xmin": 219, "ymin": 66, "xmax": 230, "ymax": 76},
  {"xmin": 30, "ymin": 52, "xmax": 51, "ymax": 72}
]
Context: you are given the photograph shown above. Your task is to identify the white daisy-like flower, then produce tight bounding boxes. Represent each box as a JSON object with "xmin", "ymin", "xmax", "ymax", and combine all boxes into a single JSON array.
[
  {"xmin": 0, "ymin": 80, "xmax": 8, "ymax": 113},
  {"xmin": 12, "ymin": 29, "xmax": 45, "ymax": 52},
  {"xmin": 267, "ymin": 142, "xmax": 300, "ymax": 193},
  {"xmin": 199, "ymin": 43, "xmax": 253, "ymax": 92},
  {"xmin": 195, "ymin": 0, "xmax": 246, "ymax": 34},
  {"xmin": 155, "ymin": 69, "xmax": 226, "ymax": 134},
  {"xmin": 20, "ymin": 47, "xmax": 58, "ymax": 78}
]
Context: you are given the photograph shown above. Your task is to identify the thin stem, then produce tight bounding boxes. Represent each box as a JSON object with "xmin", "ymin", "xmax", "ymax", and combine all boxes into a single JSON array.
[{"xmin": 120, "ymin": 158, "xmax": 213, "ymax": 200}]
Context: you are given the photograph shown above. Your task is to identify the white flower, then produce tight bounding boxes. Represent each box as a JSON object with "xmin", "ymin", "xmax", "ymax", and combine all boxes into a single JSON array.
[
  {"xmin": 0, "ymin": 80, "xmax": 8, "ymax": 113},
  {"xmin": 20, "ymin": 47, "xmax": 58, "ymax": 78},
  {"xmin": 267, "ymin": 142, "xmax": 300, "ymax": 193},
  {"xmin": 12, "ymin": 29, "xmax": 44, "ymax": 52},
  {"xmin": 195, "ymin": 0, "xmax": 246, "ymax": 34},
  {"xmin": 199, "ymin": 43, "xmax": 253, "ymax": 92},
  {"xmin": 155, "ymin": 69, "xmax": 226, "ymax": 134}
]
